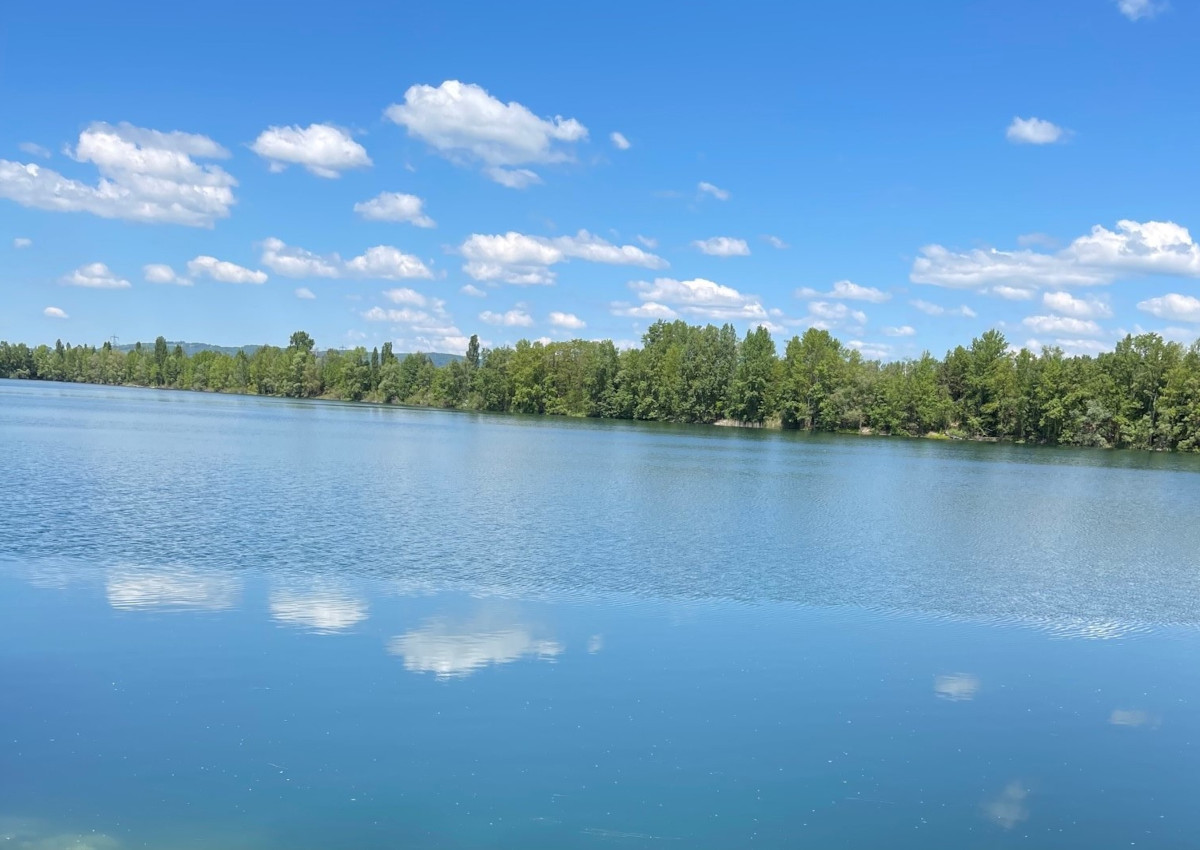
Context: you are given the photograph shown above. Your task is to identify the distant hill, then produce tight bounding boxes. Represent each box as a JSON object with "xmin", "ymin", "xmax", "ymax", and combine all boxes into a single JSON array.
[{"xmin": 116, "ymin": 341, "xmax": 461, "ymax": 365}]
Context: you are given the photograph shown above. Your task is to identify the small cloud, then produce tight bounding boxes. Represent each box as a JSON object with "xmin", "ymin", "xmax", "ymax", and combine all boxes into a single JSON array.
[
  {"xmin": 1006, "ymin": 116, "xmax": 1067, "ymax": 145},
  {"xmin": 62, "ymin": 262, "xmax": 131, "ymax": 289},
  {"xmin": 1117, "ymin": 0, "xmax": 1166, "ymax": 20},
  {"xmin": 187, "ymin": 255, "xmax": 268, "ymax": 284},
  {"xmin": 1137, "ymin": 293, "xmax": 1200, "ymax": 323},
  {"xmin": 460, "ymin": 284, "xmax": 487, "ymax": 298},
  {"xmin": 1022, "ymin": 314, "xmax": 1102, "ymax": 335},
  {"xmin": 1016, "ymin": 232, "xmax": 1059, "ymax": 249},
  {"xmin": 1109, "ymin": 709, "xmax": 1160, "ymax": 727},
  {"xmin": 698, "ymin": 181, "xmax": 730, "ymax": 201},
  {"xmin": 484, "ymin": 166, "xmax": 543, "ymax": 189},
  {"xmin": 143, "ymin": 263, "xmax": 191, "ymax": 286},
  {"xmin": 354, "ymin": 191, "xmax": 435, "ymax": 227},
  {"xmin": 883, "ymin": 325, "xmax": 916, "ymax": 337},
  {"xmin": 43, "ymin": 306, "xmax": 68, "ymax": 319},
  {"xmin": 479, "ymin": 309, "xmax": 534, "ymax": 327},
  {"xmin": 797, "ymin": 280, "xmax": 890, "ymax": 303},
  {"xmin": 549, "ymin": 311, "xmax": 586, "ymax": 330},
  {"xmin": 693, "ymin": 236, "xmax": 750, "ymax": 257},
  {"xmin": 611, "ymin": 300, "xmax": 678, "ymax": 320},
  {"xmin": 610, "ymin": 131, "xmax": 631, "ymax": 150},
  {"xmin": 13, "ymin": 236, "xmax": 32, "ymax": 248},
  {"xmin": 935, "ymin": 673, "xmax": 980, "ymax": 701},
  {"xmin": 636, "ymin": 234, "xmax": 658, "ymax": 249},
  {"xmin": 19, "ymin": 141, "xmax": 51, "ymax": 158},
  {"xmin": 763, "ymin": 235, "xmax": 788, "ymax": 249},
  {"xmin": 295, "ymin": 287, "xmax": 316, "ymax": 300},
  {"xmin": 911, "ymin": 299, "xmax": 976, "ymax": 318},
  {"xmin": 587, "ymin": 634, "xmax": 604, "ymax": 654},
  {"xmin": 250, "ymin": 123, "xmax": 372, "ymax": 178},
  {"xmin": 990, "ymin": 285, "xmax": 1036, "ymax": 301}
]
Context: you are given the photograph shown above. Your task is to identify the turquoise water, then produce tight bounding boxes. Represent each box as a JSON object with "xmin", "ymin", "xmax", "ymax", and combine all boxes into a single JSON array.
[{"xmin": 3, "ymin": 379, "xmax": 1200, "ymax": 849}]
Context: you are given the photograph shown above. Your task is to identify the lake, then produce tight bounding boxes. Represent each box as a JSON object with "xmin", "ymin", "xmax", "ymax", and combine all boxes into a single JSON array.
[{"xmin": 3, "ymin": 379, "xmax": 1200, "ymax": 849}]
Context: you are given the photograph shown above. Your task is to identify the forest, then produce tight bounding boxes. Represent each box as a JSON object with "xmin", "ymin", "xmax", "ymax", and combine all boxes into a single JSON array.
[{"xmin": 2, "ymin": 322, "xmax": 1200, "ymax": 451}]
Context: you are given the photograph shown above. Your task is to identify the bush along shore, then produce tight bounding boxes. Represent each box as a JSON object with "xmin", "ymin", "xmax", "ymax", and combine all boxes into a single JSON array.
[{"xmin": 4, "ymin": 322, "xmax": 1200, "ymax": 451}]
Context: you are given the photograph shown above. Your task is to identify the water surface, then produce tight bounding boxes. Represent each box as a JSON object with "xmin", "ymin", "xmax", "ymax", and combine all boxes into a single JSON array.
[{"xmin": 3, "ymin": 380, "xmax": 1199, "ymax": 849}]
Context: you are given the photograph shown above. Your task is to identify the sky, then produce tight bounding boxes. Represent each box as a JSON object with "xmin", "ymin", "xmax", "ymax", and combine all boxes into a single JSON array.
[{"xmin": 2, "ymin": 0, "xmax": 1199, "ymax": 358}]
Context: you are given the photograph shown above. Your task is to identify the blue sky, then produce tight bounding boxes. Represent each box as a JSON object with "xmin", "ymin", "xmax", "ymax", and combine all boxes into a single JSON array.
[{"xmin": 3, "ymin": 0, "xmax": 1199, "ymax": 357}]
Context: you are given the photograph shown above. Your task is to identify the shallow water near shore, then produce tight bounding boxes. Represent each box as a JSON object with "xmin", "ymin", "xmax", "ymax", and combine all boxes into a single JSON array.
[{"xmin": 3, "ymin": 379, "xmax": 1200, "ymax": 849}]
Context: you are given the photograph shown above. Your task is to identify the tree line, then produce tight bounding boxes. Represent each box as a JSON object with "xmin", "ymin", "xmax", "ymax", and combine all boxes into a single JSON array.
[{"xmin": 3, "ymin": 323, "xmax": 1200, "ymax": 451}]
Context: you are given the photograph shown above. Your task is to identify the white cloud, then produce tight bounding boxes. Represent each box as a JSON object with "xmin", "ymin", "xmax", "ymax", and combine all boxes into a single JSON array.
[
  {"xmin": 387, "ymin": 617, "xmax": 562, "ymax": 678},
  {"xmin": 1022, "ymin": 314, "xmax": 1103, "ymax": 335},
  {"xmin": 353, "ymin": 191, "xmax": 434, "ymax": 227},
  {"xmin": 883, "ymin": 325, "xmax": 916, "ymax": 337},
  {"xmin": 43, "ymin": 306, "xmax": 68, "ymax": 319},
  {"xmin": 1006, "ymin": 116, "xmax": 1067, "ymax": 145},
  {"xmin": 460, "ymin": 283, "xmax": 487, "ymax": 297},
  {"xmin": 807, "ymin": 300, "xmax": 867, "ymax": 327},
  {"xmin": 911, "ymin": 299, "xmax": 976, "ymax": 317},
  {"xmin": 385, "ymin": 80, "xmax": 587, "ymax": 187},
  {"xmin": 912, "ymin": 220, "xmax": 1200, "ymax": 289},
  {"xmin": 1017, "ymin": 232, "xmax": 1059, "ymax": 248},
  {"xmin": 847, "ymin": 340, "xmax": 892, "ymax": 359},
  {"xmin": 479, "ymin": 309, "xmax": 534, "ymax": 327},
  {"xmin": 693, "ymin": 236, "xmax": 750, "ymax": 257},
  {"xmin": 0, "ymin": 122, "xmax": 235, "ymax": 227},
  {"xmin": 636, "ymin": 235, "xmax": 658, "ymax": 249},
  {"xmin": 187, "ymin": 255, "xmax": 268, "ymax": 285},
  {"xmin": 630, "ymin": 277, "xmax": 767, "ymax": 321},
  {"xmin": 990, "ymin": 285, "xmax": 1036, "ymax": 300},
  {"xmin": 610, "ymin": 131, "xmax": 631, "ymax": 150},
  {"xmin": 19, "ymin": 141, "xmax": 51, "ymax": 158},
  {"xmin": 697, "ymin": 181, "xmax": 730, "ymax": 201},
  {"xmin": 382, "ymin": 287, "xmax": 431, "ymax": 306},
  {"xmin": 143, "ymin": 263, "xmax": 191, "ymax": 286},
  {"xmin": 251, "ymin": 123, "xmax": 371, "ymax": 178},
  {"xmin": 461, "ymin": 229, "xmax": 665, "ymax": 285},
  {"xmin": 610, "ymin": 300, "xmax": 678, "ymax": 319},
  {"xmin": 764, "ymin": 235, "xmax": 789, "ymax": 249},
  {"xmin": 260, "ymin": 237, "xmax": 432, "ymax": 280},
  {"xmin": 62, "ymin": 262, "xmax": 130, "ymax": 289},
  {"xmin": 1043, "ymin": 291, "xmax": 1112, "ymax": 319},
  {"xmin": 1118, "ymin": 0, "xmax": 1166, "ymax": 20},
  {"xmin": 13, "ymin": 237, "xmax": 31, "ymax": 248},
  {"xmin": 1137, "ymin": 293, "xmax": 1200, "ymax": 322},
  {"xmin": 295, "ymin": 287, "xmax": 316, "ymax": 300},
  {"xmin": 549, "ymin": 311, "xmax": 586, "ymax": 329},
  {"xmin": 796, "ymin": 280, "xmax": 890, "ymax": 303}
]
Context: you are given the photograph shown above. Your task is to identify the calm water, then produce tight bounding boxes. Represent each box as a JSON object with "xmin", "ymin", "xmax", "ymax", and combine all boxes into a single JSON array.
[{"xmin": 3, "ymin": 379, "xmax": 1200, "ymax": 849}]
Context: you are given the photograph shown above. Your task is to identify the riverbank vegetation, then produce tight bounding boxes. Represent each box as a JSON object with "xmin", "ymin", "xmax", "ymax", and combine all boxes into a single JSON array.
[{"xmin": 3, "ymin": 323, "xmax": 1200, "ymax": 451}]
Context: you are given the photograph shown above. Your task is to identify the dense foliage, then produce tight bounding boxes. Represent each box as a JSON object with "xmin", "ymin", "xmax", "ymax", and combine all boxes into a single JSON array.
[{"xmin": 4, "ymin": 324, "xmax": 1200, "ymax": 451}]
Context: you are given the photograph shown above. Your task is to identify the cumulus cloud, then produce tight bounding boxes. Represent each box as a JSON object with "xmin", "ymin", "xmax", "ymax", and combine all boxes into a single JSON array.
[
  {"xmin": 990, "ymin": 285, "xmax": 1036, "ymax": 300},
  {"xmin": 629, "ymin": 277, "xmax": 768, "ymax": 321},
  {"xmin": 260, "ymin": 237, "xmax": 432, "ymax": 280},
  {"xmin": 1137, "ymin": 293, "xmax": 1200, "ymax": 322},
  {"xmin": 62, "ymin": 262, "xmax": 130, "ymax": 289},
  {"xmin": 693, "ymin": 236, "xmax": 750, "ymax": 257},
  {"xmin": 385, "ymin": 80, "xmax": 587, "ymax": 187},
  {"xmin": 0, "ymin": 121, "xmax": 235, "ymax": 227},
  {"xmin": 610, "ymin": 301, "xmax": 678, "ymax": 319},
  {"xmin": 549, "ymin": 311, "xmax": 586, "ymax": 329},
  {"xmin": 1022, "ymin": 314, "xmax": 1103, "ymax": 335},
  {"xmin": 251, "ymin": 123, "xmax": 371, "ymax": 177},
  {"xmin": 796, "ymin": 280, "xmax": 890, "ymax": 303},
  {"xmin": 143, "ymin": 263, "xmax": 191, "ymax": 286},
  {"xmin": 1117, "ymin": 0, "xmax": 1166, "ymax": 20},
  {"xmin": 763, "ymin": 235, "xmax": 789, "ymax": 249},
  {"xmin": 43, "ymin": 306, "xmax": 68, "ymax": 319},
  {"xmin": 382, "ymin": 287, "xmax": 432, "ymax": 306},
  {"xmin": 846, "ymin": 340, "xmax": 892, "ymax": 359},
  {"xmin": 1043, "ymin": 291, "xmax": 1112, "ymax": 319},
  {"xmin": 13, "ymin": 236, "xmax": 31, "ymax": 248},
  {"xmin": 1006, "ymin": 116, "xmax": 1067, "ymax": 145},
  {"xmin": 295, "ymin": 287, "xmax": 316, "ymax": 299},
  {"xmin": 805, "ymin": 300, "xmax": 867, "ymax": 328},
  {"xmin": 362, "ymin": 292, "xmax": 465, "ymax": 353},
  {"xmin": 883, "ymin": 325, "xmax": 916, "ymax": 337},
  {"xmin": 480, "ymin": 308, "xmax": 534, "ymax": 327},
  {"xmin": 460, "ymin": 229, "xmax": 665, "ymax": 285},
  {"xmin": 353, "ymin": 191, "xmax": 434, "ymax": 227},
  {"xmin": 697, "ymin": 181, "xmax": 730, "ymax": 201},
  {"xmin": 912, "ymin": 220, "xmax": 1200, "ymax": 290},
  {"xmin": 911, "ymin": 299, "xmax": 976, "ymax": 317},
  {"xmin": 187, "ymin": 255, "xmax": 268, "ymax": 285},
  {"xmin": 460, "ymin": 283, "xmax": 487, "ymax": 297},
  {"xmin": 610, "ymin": 131, "xmax": 631, "ymax": 150}
]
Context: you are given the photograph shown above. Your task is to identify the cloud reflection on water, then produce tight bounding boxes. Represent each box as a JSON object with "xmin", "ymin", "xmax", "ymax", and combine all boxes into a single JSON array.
[
  {"xmin": 984, "ymin": 780, "xmax": 1030, "ymax": 829},
  {"xmin": 934, "ymin": 673, "xmax": 980, "ymax": 701},
  {"xmin": 1109, "ymin": 709, "xmax": 1160, "ymax": 728},
  {"xmin": 269, "ymin": 583, "xmax": 369, "ymax": 633},
  {"xmin": 105, "ymin": 566, "xmax": 241, "ymax": 612},
  {"xmin": 388, "ymin": 615, "xmax": 562, "ymax": 678}
]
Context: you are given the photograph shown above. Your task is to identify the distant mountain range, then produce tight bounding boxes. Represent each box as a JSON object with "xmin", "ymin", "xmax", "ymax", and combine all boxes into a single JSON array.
[{"xmin": 115, "ymin": 341, "xmax": 461, "ymax": 366}]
